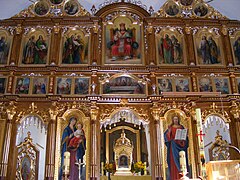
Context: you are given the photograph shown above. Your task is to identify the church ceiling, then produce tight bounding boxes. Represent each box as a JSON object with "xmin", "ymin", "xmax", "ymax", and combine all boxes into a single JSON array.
[{"xmin": 0, "ymin": 0, "xmax": 240, "ymax": 20}]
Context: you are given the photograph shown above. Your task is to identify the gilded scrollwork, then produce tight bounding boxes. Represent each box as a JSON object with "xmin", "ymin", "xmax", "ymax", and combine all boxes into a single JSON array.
[
  {"xmin": 230, "ymin": 100, "xmax": 240, "ymax": 119},
  {"xmin": 202, "ymin": 103, "xmax": 231, "ymax": 123}
]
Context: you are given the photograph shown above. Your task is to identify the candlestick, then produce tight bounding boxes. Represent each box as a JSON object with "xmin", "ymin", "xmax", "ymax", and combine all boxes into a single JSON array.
[
  {"xmin": 196, "ymin": 108, "xmax": 202, "ymax": 128},
  {"xmin": 179, "ymin": 151, "xmax": 187, "ymax": 173},
  {"xmin": 64, "ymin": 151, "xmax": 70, "ymax": 175},
  {"xmin": 144, "ymin": 162, "xmax": 147, "ymax": 175},
  {"xmin": 101, "ymin": 162, "xmax": 104, "ymax": 176}
]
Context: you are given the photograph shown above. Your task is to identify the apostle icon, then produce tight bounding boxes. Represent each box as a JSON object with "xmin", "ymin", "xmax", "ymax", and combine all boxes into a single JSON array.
[
  {"xmin": 0, "ymin": 35, "xmax": 10, "ymax": 65},
  {"xmin": 194, "ymin": 4, "xmax": 208, "ymax": 17},
  {"xmin": 166, "ymin": 4, "xmax": 179, "ymax": 16},
  {"xmin": 233, "ymin": 37, "xmax": 240, "ymax": 65},
  {"xmin": 34, "ymin": 1, "xmax": 49, "ymax": 16},
  {"xmin": 64, "ymin": 0, "xmax": 79, "ymax": 16}
]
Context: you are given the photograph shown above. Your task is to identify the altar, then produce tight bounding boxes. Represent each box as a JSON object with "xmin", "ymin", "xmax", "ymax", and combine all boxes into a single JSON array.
[{"xmin": 100, "ymin": 175, "xmax": 152, "ymax": 180}]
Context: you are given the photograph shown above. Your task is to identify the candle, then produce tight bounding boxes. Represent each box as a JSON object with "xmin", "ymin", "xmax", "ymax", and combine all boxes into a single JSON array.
[
  {"xmin": 101, "ymin": 162, "xmax": 104, "ymax": 176},
  {"xmin": 196, "ymin": 108, "xmax": 202, "ymax": 128},
  {"xmin": 179, "ymin": 151, "xmax": 187, "ymax": 173},
  {"xmin": 64, "ymin": 151, "xmax": 70, "ymax": 174},
  {"xmin": 144, "ymin": 162, "xmax": 147, "ymax": 175}
]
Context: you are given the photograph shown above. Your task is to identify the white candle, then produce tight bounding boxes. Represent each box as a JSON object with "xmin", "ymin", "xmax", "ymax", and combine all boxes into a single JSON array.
[
  {"xmin": 64, "ymin": 151, "xmax": 70, "ymax": 174},
  {"xmin": 144, "ymin": 162, "xmax": 147, "ymax": 175},
  {"xmin": 179, "ymin": 151, "xmax": 187, "ymax": 173},
  {"xmin": 196, "ymin": 108, "xmax": 202, "ymax": 128},
  {"xmin": 101, "ymin": 162, "xmax": 104, "ymax": 175}
]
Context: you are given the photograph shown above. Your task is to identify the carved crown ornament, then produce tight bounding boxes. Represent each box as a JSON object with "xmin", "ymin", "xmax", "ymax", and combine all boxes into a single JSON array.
[
  {"xmin": 0, "ymin": 26, "xmax": 15, "ymax": 35},
  {"xmin": 61, "ymin": 26, "xmax": 92, "ymax": 36},
  {"xmin": 55, "ymin": 101, "xmax": 91, "ymax": 118},
  {"xmin": 201, "ymin": 102, "xmax": 231, "ymax": 123},
  {"xmin": 155, "ymin": 0, "xmax": 227, "ymax": 19},
  {"xmin": 97, "ymin": 0, "xmax": 148, "ymax": 14},
  {"xmin": 24, "ymin": 26, "xmax": 53, "ymax": 35},
  {"xmin": 15, "ymin": 102, "xmax": 49, "ymax": 124},
  {"xmin": 0, "ymin": 101, "xmax": 17, "ymax": 120},
  {"xmin": 155, "ymin": 101, "xmax": 193, "ymax": 117},
  {"xmin": 154, "ymin": 26, "xmax": 184, "ymax": 35},
  {"xmin": 16, "ymin": 131, "xmax": 39, "ymax": 180},
  {"xmin": 99, "ymin": 104, "xmax": 150, "ymax": 126},
  {"xmin": 13, "ymin": 0, "xmax": 90, "ymax": 18}
]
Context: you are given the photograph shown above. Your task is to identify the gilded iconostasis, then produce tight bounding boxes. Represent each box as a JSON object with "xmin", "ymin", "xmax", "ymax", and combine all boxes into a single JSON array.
[{"xmin": 0, "ymin": 0, "xmax": 240, "ymax": 180}]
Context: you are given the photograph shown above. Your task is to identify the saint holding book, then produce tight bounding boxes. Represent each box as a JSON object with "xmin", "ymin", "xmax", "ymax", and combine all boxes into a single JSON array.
[{"xmin": 164, "ymin": 115, "xmax": 189, "ymax": 180}]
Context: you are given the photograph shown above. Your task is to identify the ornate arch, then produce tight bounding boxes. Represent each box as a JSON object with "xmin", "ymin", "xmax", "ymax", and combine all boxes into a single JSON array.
[
  {"xmin": 54, "ymin": 107, "xmax": 90, "ymax": 180},
  {"xmin": 202, "ymin": 103, "xmax": 231, "ymax": 123},
  {"xmin": 100, "ymin": 104, "xmax": 150, "ymax": 126}
]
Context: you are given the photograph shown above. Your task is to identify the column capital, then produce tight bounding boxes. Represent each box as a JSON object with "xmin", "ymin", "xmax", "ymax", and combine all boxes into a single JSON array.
[
  {"xmin": 151, "ymin": 103, "xmax": 161, "ymax": 121},
  {"xmin": 49, "ymin": 102, "xmax": 59, "ymax": 120},
  {"xmin": 90, "ymin": 103, "xmax": 99, "ymax": 121},
  {"xmin": 6, "ymin": 101, "xmax": 17, "ymax": 120},
  {"xmin": 230, "ymin": 101, "xmax": 240, "ymax": 119}
]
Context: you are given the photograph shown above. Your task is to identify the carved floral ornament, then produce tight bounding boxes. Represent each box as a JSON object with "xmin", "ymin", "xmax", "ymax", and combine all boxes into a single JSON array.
[
  {"xmin": 16, "ymin": 102, "xmax": 49, "ymax": 124},
  {"xmin": 61, "ymin": 26, "xmax": 92, "ymax": 36},
  {"xmin": 99, "ymin": 105, "xmax": 149, "ymax": 128},
  {"xmin": 201, "ymin": 103, "xmax": 231, "ymax": 123},
  {"xmin": 156, "ymin": 101, "xmax": 193, "ymax": 117},
  {"xmin": 0, "ymin": 26, "xmax": 15, "ymax": 36},
  {"xmin": 154, "ymin": 26, "xmax": 184, "ymax": 35},
  {"xmin": 16, "ymin": 132, "xmax": 38, "ymax": 180}
]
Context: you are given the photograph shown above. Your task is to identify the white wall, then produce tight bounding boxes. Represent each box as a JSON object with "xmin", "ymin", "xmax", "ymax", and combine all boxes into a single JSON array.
[
  {"xmin": 16, "ymin": 115, "xmax": 47, "ymax": 180},
  {"xmin": 203, "ymin": 115, "xmax": 231, "ymax": 162}
]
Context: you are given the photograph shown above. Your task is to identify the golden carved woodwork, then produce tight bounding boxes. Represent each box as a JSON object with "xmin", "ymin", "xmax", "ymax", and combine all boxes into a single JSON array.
[
  {"xmin": 0, "ymin": 0, "xmax": 240, "ymax": 179},
  {"xmin": 202, "ymin": 103, "xmax": 231, "ymax": 123},
  {"xmin": 209, "ymin": 130, "xmax": 230, "ymax": 161},
  {"xmin": 54, "ymin": 108, "xmax": 91, "ymax": 180},
  {"xmin": 16, "ymin": 132, "xmax": 39, "ymax": 180}
]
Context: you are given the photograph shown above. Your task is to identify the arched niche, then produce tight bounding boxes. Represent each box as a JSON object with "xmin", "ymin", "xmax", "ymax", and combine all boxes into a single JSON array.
[
  {"xmin": 54, "ymin": 109, "xmax": 90, "ymax": 180},
  {"xmin": 95, "ymin": 2, "xmax": 149, "ymax": 66},
  {"xmin": 203, "ymin": 114, "xmax": 231, "ymax": 162},
  {"xmin": 161, "ymin": 109, "xmax": 195, "ymax": 179},
  {"xmin": 100, "ymin": 107, "xmax": 151, "ymax": 175},
  {"xmin": 16, "ymin": 114, "xmax": 47, "ymax": 180}
]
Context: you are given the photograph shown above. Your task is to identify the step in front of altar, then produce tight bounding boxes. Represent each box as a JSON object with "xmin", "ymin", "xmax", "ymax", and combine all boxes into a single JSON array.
[{"xmin": 101, "ymin": 175, "xmax": 152, "ymax": 180}]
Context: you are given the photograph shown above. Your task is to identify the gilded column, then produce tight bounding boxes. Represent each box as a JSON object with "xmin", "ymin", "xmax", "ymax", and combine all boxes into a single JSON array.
[
  {"xmin": 0, "ymin": 102, "xmax": 16, "ymax": 180},
  {"xmin": 6, "ymin": 71, "xmax": 14, "ymax": 94},
  {"xmin": 191, "ymin": 72, "xmax": 198, "ymax": 92},
  {"xmin": 50, "ymin": 24, "xmax": 61, "ymax": 65},
  {"xmin": 230, "ymin": 101, "xmax": 240, "ymax": 148},
  {"xmin": 90, "ymin": 102, "xmax": 100, "ymax": 180},
  {"xmin": 151, "ymin": 103, "xmax": 163, "ymax": 179},
  {"xmin": 10, "ymin": 24, "xmax": 22, "ymax": 65},
  {"xmin": 185, "ymin": 25, "xmax": 195, "ymax": 65},
  {"xmin": 146, "ymin": 23, "xmax": 154, "ymax": 65},
  {"xmin": 229, "ymin": 72, "xmax": 237, "ymax": 94},
  {"xmin": 92, "ymin": 20, "xmax": 100, "ymax": 65},
  {"xmin": 45, "ymin": 102, "xmax": 58, "ymax": 180},
  {"xmin": 221, "ymin": 25, "xmax": 233, "ymax": 65}
]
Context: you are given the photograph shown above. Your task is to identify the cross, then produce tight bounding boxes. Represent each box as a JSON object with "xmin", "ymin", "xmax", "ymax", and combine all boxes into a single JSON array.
[
  {"xmin": 75, "ymin": 159, "xmax": 85, "ymax": 180},
  {"xmin": 196, "ymin": 130, "xmax": 205, "ymax": 142}
]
